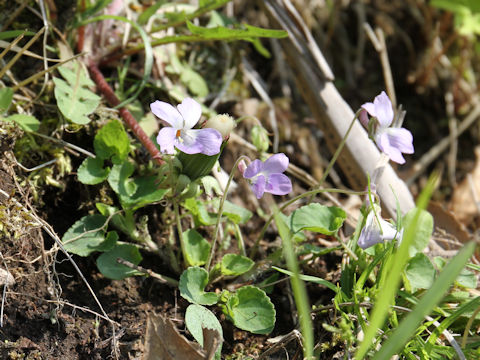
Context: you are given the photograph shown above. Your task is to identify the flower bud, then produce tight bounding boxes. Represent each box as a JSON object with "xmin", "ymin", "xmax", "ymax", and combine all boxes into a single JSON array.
[
  {"xmin": 204, "ymin": 114, "xmax": 236, "ymax": 138},
  {"xmin": 251, "ymin": 125, "xmax": 269, "ymax": 152},
  {"xmin": 237, "ymin": 159, "xmax": 248, "ymax": 175}
]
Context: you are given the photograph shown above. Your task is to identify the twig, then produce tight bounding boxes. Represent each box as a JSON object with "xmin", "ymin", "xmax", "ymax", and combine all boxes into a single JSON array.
[
  {"xmin": 87, "ymin": 60, "xmax": 164, "ymax": 166},
  {"xmin": 258, "ymin": 329, "xmax": 302, "ymax": 359},
  {"xmin": 0, "ymin": 252, "xmax": 11, "ymax": 327},
  {"xmin": 115, "ymin": 258, "xmax": 178, "ymax": 287},
  {"xmin": 407, "ymin": 102, "xmax": 480, "ymax": 184},
  {"xmin": 242, "ymin": 58, "xmax": 280, "ymax": 153},
  {"xmin": 363, "ymin": 23, "xmax": 396, "ymax": 108},
  {"xmin": 445, "ymin": 91, "xmax": 458, "ymax": 187},
  {"xmin": 32, "ymin": 132, "xmax": 96, "ymax": 158},
  {"xmin": 14, "ymin": 158, "xmax": 57, "ymax": 172}
]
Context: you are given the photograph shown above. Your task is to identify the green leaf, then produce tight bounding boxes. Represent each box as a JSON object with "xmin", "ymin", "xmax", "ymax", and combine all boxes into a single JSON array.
[
  {"xmin": 402, "ymin": 209, "xmax": 433, "ymax": 256},
  {"xmin": 371, "ymin": 241, "xmax": 476, "ymax": 360},
  {"xmin": 183, "ymin": 198, "xmax": 217, "ymax": 226},
  {"xmin": 200, "ymin": 176, "xmax": 223, "ymax": 197},
  {"xmin": 0, "ymin": 30, "xmax": 35, "ymax": 40},
  {"xmin": 182, "ymin": 229, "xmax": 211, "ymax": 266},
  {"xmin": 220, "ymin": 254, "xmax": 254, "ymax": 276},
  {"xmin": 119, "ymin": 176, "xmax": 169, "ymax": 210},
  {"xmin": 96, "ymin": 203, "xmax": 135, "ymax": 237},
  {"xmin": 5, "ymin": 114, "xmax": 40, "ymax": 132},
  {"xmin": 211, "ymin": 199, "xmax": 253, "ymax": 224},
  {"xmin": 179, "ymin": 267, "xmax": 218, "ymax": 305},
  {"xmin": 185, "ymin": 304, "xmax": 223, "ymax": 359},
  {"xmin": 272, "ymin": 266, "xmax": 338, "ymax": 293},
  {"xmin": 94, "ymin": 120, "xmax": 130, "ymax": 163},
  {"xmin": 0, "ymin": 87, "xmax": 13, "ymax": 112},
  {"xmin": 96, "ymin": 243, "xmax": 143, "ymax": 280},
  {"xmin": 273, "ymin": 208, "xmax": 314, "ymax": 358},
  {"xmin": 455, "ymin": 268, "xmax": 478, "ymax": 288},
  {"xmin": 289, "ymin": 203, "xmax": 346, "ymax": 235},
  {"xmin": 77, "ymin": 157, "xmax": 110, "ymax": 185},
  {"xmin": 224, "ymin": 285, "xmax": 275, "ymax": 334},
  {"xmin": 53, "ymin": 63, "xmax": 100, "ymax": 125},
  {"xmin": 137, "ymin": 0, "xmax": 167, "ymax": 25},
  {"xmin": 186, "ymin": 21, "xmax": 288, "ymax": 41},
  {"xmin": 107, "ymin": 161, "xmax": 136, "ymax": 197},
  {"xmin": 62, "ymin": 214, "xmax": 114, "ymax": 256},
  {"xmin": 405, "ymin": 253, "xmax": 436, "ymax": 291}
]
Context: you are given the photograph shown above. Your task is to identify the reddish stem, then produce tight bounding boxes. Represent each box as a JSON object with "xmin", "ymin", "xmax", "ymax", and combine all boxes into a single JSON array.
[{"xmin": 88, "ymin": 60, "xmax": 164, "ymax": 165}]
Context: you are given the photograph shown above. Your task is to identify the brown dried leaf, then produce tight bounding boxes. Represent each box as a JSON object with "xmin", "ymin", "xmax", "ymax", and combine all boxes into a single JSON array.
[
  {"xmin": 428, "ymin": 201, "xmax": 470, "ymax": 244},
  {"xmin": 450, "ymin": 147, "xmax": 480, "ymax": 226},
  {"xmin": 202, "ymin": 327, "xmax": 222, "ymax": 360},
  {"xmin": 143, "ymin": 313, "xmax": 205, "ymax": 360}
]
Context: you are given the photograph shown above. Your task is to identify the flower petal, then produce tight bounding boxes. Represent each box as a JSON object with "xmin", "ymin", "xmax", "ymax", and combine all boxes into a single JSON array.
[
  {"xmin": 265, "ymin": 173, "xmax": 292, "ymax": 195},
  {"xmin": 244, "ymin": 159, "xmax": 264, "ymax": 179},
  {"xmin": 156, "ymin": 127, "xmax": 177, "ymax": 154},
  {"xmin": 361, "ymin": 102, "xmax": 376, "ymax": 117},
  {"xmin": 250, "ymin": 174, "xmax": 266, "ymax": 199},
  {"xmin": 373, "ymin": 91, "xmax": 394, "ymax": 128},
  {"xmin": 262, "ymin": 153, "xmax": 289, "ymax": 175},
  {"xmin": 385, "ymin": 128, "xmax": 414, "ymax": 154},
  {"xmin": 177, "ymin": 97, "xmax": 202, "ymax": 129},
  {"xmin": 358, "ymin": 212, "xmax": 383, "ymax": 249},
  {"xmin": 359, "ymin": 109, "xmax": 370, "ymax": 127},
  {"xmin": 376, "ymin": 132, "xmax": 406, "ymax": 164},
  {"xmin": 150, "ymin": 101, "xmax": 183, "ymax": 128},
  {"xmin": 176, "ymin": 128, "xmax": 222, "ymax": 155},
  {"xmin": 378, "ymin": 218, "xmax": 400, "ymax": 242}
]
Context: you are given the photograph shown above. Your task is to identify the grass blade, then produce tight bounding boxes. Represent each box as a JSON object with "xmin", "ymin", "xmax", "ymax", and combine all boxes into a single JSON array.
[
  {"xmin": 273, "ymin": 208, "xmax": 314, "ymax": 359},
  {"xmin": 372, "ymin": 241, "xmax": 476, "ymax": 359}
]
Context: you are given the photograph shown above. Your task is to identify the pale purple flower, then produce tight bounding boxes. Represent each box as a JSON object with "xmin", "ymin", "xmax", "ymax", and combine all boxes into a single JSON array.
[
  {"xmin": 361, "ymin": 91, "xmax": 414, "ymax": 164},
  {"xmin": 151, "ymin": 98, "xmax": 222, "ymax": 156},
  {"xmin": 243, "ymin": 153, "xmax": 292, "ymax": 199},
  {"xmin": 358, "ymin": 206, "xmax": 402, "ymax": 249}
]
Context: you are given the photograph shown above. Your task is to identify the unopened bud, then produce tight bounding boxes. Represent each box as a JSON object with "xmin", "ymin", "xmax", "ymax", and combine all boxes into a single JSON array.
[
  {"xmin": 251, "ymin": 125, "xmax": 269, "ymax": 152},
  {"xmin": 204, "ymin": 114, "xmax": 236, "ymax": 138},
  {"xmin": 238, "ymin": 159, "xmax": 247, "ymax": 175}
]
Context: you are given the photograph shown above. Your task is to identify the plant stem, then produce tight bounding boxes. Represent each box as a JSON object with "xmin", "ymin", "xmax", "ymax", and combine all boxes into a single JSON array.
[
  {"xmin": 205, "ymin": 155, "xmax": 248, "ymax": 271},
  {"xmin": 313, "ymin": 110, "xmax": 361, "ymax": 193},
  {"xmin": 87, "ymin": 60, "xmax": 164, "ymax": 166}
]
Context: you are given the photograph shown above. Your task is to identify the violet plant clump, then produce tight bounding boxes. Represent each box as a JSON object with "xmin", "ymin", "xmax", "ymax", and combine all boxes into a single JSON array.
[
  {"xmin": 151, "ymin": 97, "xmax": 222, "ymax": 156},
  {"xmin": 242, "ymin": 153, "xmax": 293, "ymax": 199},
  {"xmin": 360, "ymin": 91, "xmax": 414, "ymax": 164}
]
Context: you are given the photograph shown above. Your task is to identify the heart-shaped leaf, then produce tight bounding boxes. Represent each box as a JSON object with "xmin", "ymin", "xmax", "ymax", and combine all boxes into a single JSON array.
[
  {"xmin": 96, "ymin": 243, "xmax": 143, "ymax": 280},
  {"xmin": 224, "ymin": 285, "xmax": 275, "ymax": 334},
  {"xmin": 179, "ymin": 267, "xmax": 218, "ymax": 305},
  {"xmin": 182, "ymin": 229, "xmax": 211, "ymax": 266},
  {"xmin": 289, "ymin": 203, "xmax": 346, "ymax": 235},
  {"xmin": 220, "ymin": 254, "xmax": 254, "ymax": 276}
]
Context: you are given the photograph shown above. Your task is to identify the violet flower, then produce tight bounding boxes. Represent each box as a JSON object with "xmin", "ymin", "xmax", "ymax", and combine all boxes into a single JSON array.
[
  {"xmin": 358, "ymin": 206, "xmax": 402, "ymax": 249},
  {"xmin": 151, "ymin": 98, "xmax": 222, "ymax": 156},
  {"xmin": 243, "ymin": 153, "xmax": 292, "ymax": 199},
  {"xmin": 361, "ymin": 91, "xmax": 414, "ymax": 164}
]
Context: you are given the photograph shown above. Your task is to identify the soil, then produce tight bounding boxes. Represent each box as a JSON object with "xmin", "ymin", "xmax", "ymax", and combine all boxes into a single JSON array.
[{"xmin": 0, "ymin": 223, "xmax": 338, "ymax": 359}]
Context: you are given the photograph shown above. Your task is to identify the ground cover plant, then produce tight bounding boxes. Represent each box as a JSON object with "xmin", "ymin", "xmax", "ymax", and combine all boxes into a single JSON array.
[{"xmin": 0, "ymin": 0, "xmax": 479, "ymax": 359}]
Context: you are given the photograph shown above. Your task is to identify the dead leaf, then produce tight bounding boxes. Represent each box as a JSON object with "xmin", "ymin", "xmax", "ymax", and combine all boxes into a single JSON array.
[
  {"xmin": 143, "ymin": 313, "xmax": 205, "ymax": 360},
  {"xmin": 202, "ymin": 327, "xmax": 222, "ymax": 360},
  {"xmin": 428, "ymin": 201, "xmax": 470, "ymax": 244},
  {"xmin": 143, "ymin": 313, "xmax": 223, "ymax": 360},
  {"xmin": 450, "ymin": 147, "xmax": 480, "ymax": 226}
]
